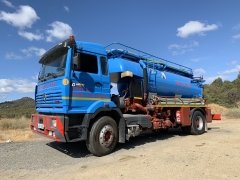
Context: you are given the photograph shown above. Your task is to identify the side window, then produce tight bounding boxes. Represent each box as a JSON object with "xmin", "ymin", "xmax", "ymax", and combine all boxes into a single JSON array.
[
  {"xmin": 78, "ymin": 53, "xmax": 98, "ymax": 74},
  {"xmin": 100, "ymin": 56, "xmax": 108, "ymax": 75}
]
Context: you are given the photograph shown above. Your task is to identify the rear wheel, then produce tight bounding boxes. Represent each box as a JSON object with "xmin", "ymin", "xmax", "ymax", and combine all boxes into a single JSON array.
[
  {"xmin": 181, "ymin": 111, "xmax": 206, "ymax": 135},
  {"xmin": 190, "ymin": 111, "xmax": 205, "ymax": 135},
  {"xmin": 86, "ymin": 116, "xmax": 118, "ymax": 157}
]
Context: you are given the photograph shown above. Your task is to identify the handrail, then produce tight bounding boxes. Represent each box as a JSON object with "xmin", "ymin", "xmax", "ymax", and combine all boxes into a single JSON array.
[
  {"xmin": 155, "ymin": 96, "xmax": 206, "ymax": 106},
  {"xmin": 105, "ymin": 42, "xmax": 193, "ymax": 73}
]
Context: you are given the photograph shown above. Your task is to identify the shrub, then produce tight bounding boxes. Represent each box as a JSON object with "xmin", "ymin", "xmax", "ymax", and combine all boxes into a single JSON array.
[{"xmin": 225, "ymin": 108, "xmax": 240, "ymax": 119}]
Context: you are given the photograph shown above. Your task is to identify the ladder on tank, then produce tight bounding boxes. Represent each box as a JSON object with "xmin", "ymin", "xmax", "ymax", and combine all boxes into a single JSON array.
[{"xmin": 142, "ymin": 54, "xmax": 158, "ymax": 93}]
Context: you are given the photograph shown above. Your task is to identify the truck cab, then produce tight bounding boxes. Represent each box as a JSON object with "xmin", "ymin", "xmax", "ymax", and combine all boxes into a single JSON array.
[{"xmin": 31, "ymin": 36, "xmax": 124, "ymax": 151}]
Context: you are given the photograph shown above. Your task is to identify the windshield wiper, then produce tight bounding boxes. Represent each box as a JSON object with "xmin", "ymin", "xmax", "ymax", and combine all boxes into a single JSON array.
[
  {"xmin": 46, "ymin": 73, "xmax": 57, "ymax": 78},
  {"xmin": 38, "ymin": 77, "xmax": 46, "ymax": 82}
]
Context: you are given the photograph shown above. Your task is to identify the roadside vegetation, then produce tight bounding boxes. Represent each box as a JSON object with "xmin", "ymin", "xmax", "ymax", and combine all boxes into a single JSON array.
[
  {"xmin": 204, "ymin": 73, "xmax": 240, "ymax": 108},
  {"xmin": 224, "ymin": 108, "xmax": 240, "ymax": 119},
  {"xmin": 0, "ymin": 97, "xmax": 35, "ymax": 119},
  {"xmin": 0, "ymin": 117, "xmax": 36, "ymax": 143},
  {"xmin": 0, "ymin": 117, "xmax": 30, "ymax": 131}
]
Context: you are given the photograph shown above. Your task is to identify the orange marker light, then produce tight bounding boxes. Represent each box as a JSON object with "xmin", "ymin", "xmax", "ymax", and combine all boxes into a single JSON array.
[{"xmin": 69, "ymin": 35, "xmax": 75, "ymax": 40}]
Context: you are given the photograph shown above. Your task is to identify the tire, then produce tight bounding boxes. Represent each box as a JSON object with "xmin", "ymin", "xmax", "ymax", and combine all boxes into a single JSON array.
[
  {"xmin": 86, "ymin": 116, "xmax": 118, "ymax": 157},
  {"xmin": 189, "ymin": 111, "xmax": 206, "ymax": 135}
]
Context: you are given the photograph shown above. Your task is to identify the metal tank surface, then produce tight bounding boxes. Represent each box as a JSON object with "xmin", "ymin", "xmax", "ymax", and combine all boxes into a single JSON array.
[
  {"xmin": 107, "ymin": 43, "xmax": 204, "ymax": 99},
  {"xmin": 148, "ymin": 69, "xmax": 203, "ymax": 98}
]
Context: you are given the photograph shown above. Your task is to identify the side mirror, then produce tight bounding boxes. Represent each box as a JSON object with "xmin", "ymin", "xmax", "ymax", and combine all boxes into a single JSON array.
[
  {"xmin": 72, "ymin": 53, "xmax": 80, "ymax": 70},
  {"xmin": 38, "ymin": 69, "xmax": 43, "ymax": 80}
]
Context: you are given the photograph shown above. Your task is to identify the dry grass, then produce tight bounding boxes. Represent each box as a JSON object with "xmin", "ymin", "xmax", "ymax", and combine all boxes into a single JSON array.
[
  {"xmin": 224, "ymin": 108, "xmax": 240, "ymax": 119},
  {"xmin": 0, "ymin": 129, "xmax": 36, "ymax": 143},
  {"xmin": 208, "ymin": 103, "xmax": 240, "ymax": 120},
  {"xmin": 0, "ymin": 117, "xmax": 30, "ymax": 131},
  {"xmin": 208, "ymin": 103, "xmax": 228, "ymax": 114},
  {"xmin": 0, "ymin": 117, "xmax": 38, "ymax": 143},
  {"xmin": 208, "ymin": 103, "xmax": 228, "ymax": 120}
]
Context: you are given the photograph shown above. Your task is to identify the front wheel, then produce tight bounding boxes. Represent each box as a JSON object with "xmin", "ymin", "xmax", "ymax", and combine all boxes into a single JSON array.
[{"xmin": 86, "ymin": 116, "xmax": 118, "ymax": 157}]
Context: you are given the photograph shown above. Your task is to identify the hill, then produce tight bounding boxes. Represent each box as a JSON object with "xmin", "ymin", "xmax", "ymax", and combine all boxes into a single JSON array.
[{"xmin": 0, "ymin": 97, "xmax": 35, "ymax": 119}]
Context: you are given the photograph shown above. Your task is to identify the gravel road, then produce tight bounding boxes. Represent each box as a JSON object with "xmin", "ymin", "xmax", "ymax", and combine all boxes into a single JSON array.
[{"xmin": 1, "ymin": 119, "xmax": 240, "ymax": 180}]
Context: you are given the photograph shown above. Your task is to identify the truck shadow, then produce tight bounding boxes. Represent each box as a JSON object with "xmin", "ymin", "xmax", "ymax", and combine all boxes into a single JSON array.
[
  {"xmin": 114, "ymin": 128, "xmax": 186, "ymax": 152},
  {"xmin": 46, "ymin": 141, "xmax": 91, "ymax": 158},
  {"xmin": 46, "ymin": 127, "xmax": 212, "ymax": 158}
]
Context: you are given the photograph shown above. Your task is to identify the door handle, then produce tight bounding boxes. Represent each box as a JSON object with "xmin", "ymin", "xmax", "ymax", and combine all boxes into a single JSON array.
[{"xmin": 94, "ymin": 82, "xmax": 103, "ymax": 87}]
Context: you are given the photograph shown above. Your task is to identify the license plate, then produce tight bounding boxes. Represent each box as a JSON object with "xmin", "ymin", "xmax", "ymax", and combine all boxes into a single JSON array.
[{"xmin": 38, "ymin": 123, "xmax": 44, "ymax": 129}]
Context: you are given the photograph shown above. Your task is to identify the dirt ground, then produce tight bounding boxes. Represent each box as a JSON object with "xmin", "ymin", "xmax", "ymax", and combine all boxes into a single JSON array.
[{"xmin": 1, "ymin": 119, "xmax": 240, "ymax": 180}]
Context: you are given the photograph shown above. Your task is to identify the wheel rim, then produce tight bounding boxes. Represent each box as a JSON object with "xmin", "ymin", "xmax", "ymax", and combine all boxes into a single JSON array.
[
  {"xmin": 196, "ymin": 116, "xmax": 203, "ymax": 130},
  {"xmin": 99, "ymin": 125, "xmax": 114, "ymax": 148}
]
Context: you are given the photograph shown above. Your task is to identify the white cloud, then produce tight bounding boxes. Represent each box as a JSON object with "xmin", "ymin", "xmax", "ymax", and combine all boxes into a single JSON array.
[
  {"xmin": 232, "ymin": 34, "xmax": 240, "ymax": 39},
  {"xmin": 21, "ymin": 46, "xmax": 46, "ymax": 57},
  {"xmin": 18, "ymin": 31, "xmax": 44, "ymax": 41},
  {"xmin": 31, "ymin": 73, "xmax": 38, "ymax": 80},
  {"xmin": 194, "ymin": 68, "xmax": 206, "ymax": 76},
  {"xmin": 191, "ymin": 57, "xmax": 209, "ymax": 63},
  {"xmin": 5, "ymin": 52, "xmax": 22, "ymax": 60},
  {"xmin": 46, "ymin": 21, "xmax": 73, "ymax": 42},
  {"xmin": 14, "ymin": 79, "xmax": 37, "ymax": 93},
  {"xmin": 0, "ymin": 86, "xmax": 14, "ymax": 93},
  {"xmin": 0, "ymin": 93, "xmax": 7, "ymax": 99},
  {"xmin": 219, "ymin": 65, "xmax": 240, "ymax": 74},
  {"xmin": 232, "ymin": 23, "xmax": 240, "ymax": 31},
  {"xmin": 177, "ymin": 21, "xmax": 218, "ymax": 38},
  {"xmin": 0, "ymin": 5, "xmax": 39, "ymax": 29},
  {"xmin": 0, "ymin": 79, "xmax": 36, "ymax": 99},
  {"xmin": 169, "ymin": 41, "xmax": 198, "ymax": 49},
  {"xmin": 205, "ymin": 75, "xmax": 227, "ymax": 84},
  {"xmin": 168, "ymin": 41, "xmax": 198, "ymax": 55},
  {"xmin": 231, "ymin": 61, "xmax": 237, "ymax": 65},
  {"xmin": 1, "ymin": 0, "xmax": 15, "ymax": 8},
  {"xmin": 191, "ymin": 58, "xmax": 200, "ymax": 62},
  {"xmin": 63, "ymin": 5, "xmax": 69, "ymax": 12}
]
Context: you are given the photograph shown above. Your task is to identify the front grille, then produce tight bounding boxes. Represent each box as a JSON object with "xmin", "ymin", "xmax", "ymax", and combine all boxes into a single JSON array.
[{"xmin": 36, "ymin": 90, "xmax": 62, "ymax": 106}]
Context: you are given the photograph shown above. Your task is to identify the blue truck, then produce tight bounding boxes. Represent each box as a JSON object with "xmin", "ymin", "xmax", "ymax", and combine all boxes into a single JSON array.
[{"xmin": 30, "ymin": 35, "xmax": 220, "ymax": 156}]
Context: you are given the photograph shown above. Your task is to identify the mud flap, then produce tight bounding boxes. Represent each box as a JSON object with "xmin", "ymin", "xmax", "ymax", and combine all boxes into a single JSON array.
[{"xmin": 205, "ymin": 120, "xmax": 208, "ymax": 132}]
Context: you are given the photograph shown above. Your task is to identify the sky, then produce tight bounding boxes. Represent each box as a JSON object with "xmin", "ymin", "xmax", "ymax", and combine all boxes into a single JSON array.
[{"xmin": 0, "ymin": 0, "xmax": 240, "ymax": 102}]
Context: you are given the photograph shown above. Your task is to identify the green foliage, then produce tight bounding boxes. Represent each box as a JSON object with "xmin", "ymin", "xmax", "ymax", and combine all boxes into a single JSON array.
[
  {"xmin": 204, "ymin": 75, "xmax": 240, "ymax": 108},
  {"xmin": 0, "ymin": 97, "xmax": 35, "ymax": 119}
]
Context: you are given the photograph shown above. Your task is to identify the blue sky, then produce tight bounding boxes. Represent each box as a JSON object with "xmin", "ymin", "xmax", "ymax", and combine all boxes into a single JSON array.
[{"xmin": 0, "ymin": 0, "xmax": 240, "ymax": 102}]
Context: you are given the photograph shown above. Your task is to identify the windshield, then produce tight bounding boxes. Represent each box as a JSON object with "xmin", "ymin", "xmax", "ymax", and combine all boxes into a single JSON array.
[{"xmin": 39, "ymin": 48, "xmax": 68, "ymax": 81}]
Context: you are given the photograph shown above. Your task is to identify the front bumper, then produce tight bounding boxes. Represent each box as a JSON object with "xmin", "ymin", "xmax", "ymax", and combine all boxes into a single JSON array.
[{"xmin": 30, "ymin": 114, "xmax": 66, "ymax": 142}]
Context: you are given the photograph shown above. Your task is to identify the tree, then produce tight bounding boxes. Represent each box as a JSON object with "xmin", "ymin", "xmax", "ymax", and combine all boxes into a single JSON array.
[{"xmin": 227, "ymin": 88, "xmax": 240, "ymax": 107}]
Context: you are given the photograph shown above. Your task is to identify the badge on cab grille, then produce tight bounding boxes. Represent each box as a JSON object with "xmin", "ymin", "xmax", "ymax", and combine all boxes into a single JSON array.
[{"xmin": 43, "ymin": 93, "xmax": 46, "ymax": 102}]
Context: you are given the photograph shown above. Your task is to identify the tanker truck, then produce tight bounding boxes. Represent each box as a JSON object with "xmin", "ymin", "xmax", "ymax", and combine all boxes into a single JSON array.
[{"xmin": 30, "ymin": 35, "xmax": 221, "ymax": 156}]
